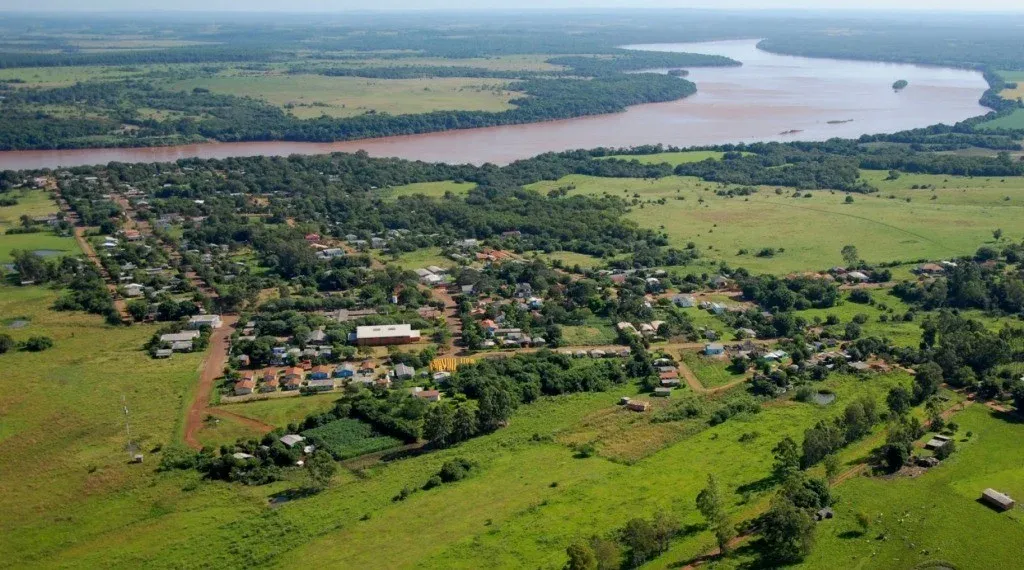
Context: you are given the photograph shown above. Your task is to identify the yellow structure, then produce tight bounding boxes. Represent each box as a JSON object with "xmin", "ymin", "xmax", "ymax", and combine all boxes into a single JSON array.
[{"xmin": 430, "ymin": 357, "xmax": 475, "ymax": 373}]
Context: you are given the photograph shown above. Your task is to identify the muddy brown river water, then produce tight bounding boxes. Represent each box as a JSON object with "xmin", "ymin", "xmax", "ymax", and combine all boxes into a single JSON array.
[{"xmin": 0, "ymin": 39, "xmax": 988, "ymax": 170}]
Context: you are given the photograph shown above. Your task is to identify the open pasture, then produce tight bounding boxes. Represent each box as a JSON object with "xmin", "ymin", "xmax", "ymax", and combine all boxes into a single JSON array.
[
  {"xmin": 525, "ymin": 171, "xmax": 1024, "ymax": 274},
  {"xmin": 164, "ymin": 74, "xmax": 519, "ymax": 119}
]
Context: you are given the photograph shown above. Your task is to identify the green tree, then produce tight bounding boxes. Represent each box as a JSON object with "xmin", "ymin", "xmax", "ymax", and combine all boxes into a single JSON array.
[
  {"xmin": 588, "ymin": 535, "xmax": 622, "ymax": 570},
  {"xmin": 651, "ymin": 510, "xmax": 680, "ymax": 554},
  {"xmin": 823, "ymin": 454, "xmax": 841, "ymax": 483},
  {"xmin": 840, "ymin": 245, "xmax": 859, "ymax": 266},
  {"xmin": 993, "ymin": 228, "xmax": 1003, "ymax": 241},
  {"xmin": 126, "ymin": 299, "xmax": 149, "ymax": 322},
  {"xmin": 912, "ymin": 362, "xmax": 944, "ymax": 403},
  {"xmin": 451, "ymin": 402, "xmax": 479, "ymax": 443},
  {"xmin": 772, "ymin": 436, "xmax": 801, "ymax": 482},
  {"xmin": 621, "ymin": 517, "xmax": 658, "ymax": 567},
  {"xmin": 477, "ymin": 385, "xmax": 515, "ymax": 432},
  {"xmin": 696, "ymin": 474, "xmax": 736, "ymax": 554},
  {"xmin": 423, "ymin": 403, "xmax": 455, "ymax": 447},
  {"xmin": 565, "ymin": 540, "xmax": 597, "ymax": 570},
  {"xmin": 886, "ymin": 385, "xmax": 912, "ymax": 416},
  {"xmin": 1011, "ymin": 381, "xmax": 1024, "ymax": 412},
  {"xmin": 757, "ymin": 497, "xmax": 816, "ymax": 564},
  {"xmin": 304, "ymin": 450, "xmax": 336, "ymax": 492}
]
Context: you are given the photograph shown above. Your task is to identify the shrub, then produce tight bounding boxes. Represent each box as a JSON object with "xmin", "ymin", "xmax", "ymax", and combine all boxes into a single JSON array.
[
  {"xmin": 22, "ymin": 335, "xmax": 54, "ymax": 352},
  {"xmin": 439, "ymin": 457, "xmax": 476, "ymax": 483}
]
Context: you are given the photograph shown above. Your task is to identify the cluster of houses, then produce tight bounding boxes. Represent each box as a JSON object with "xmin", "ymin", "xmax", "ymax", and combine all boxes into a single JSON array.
[
  {"xmin": 153, "ymin": 314, "xmax": 223, "ymax": 358},
  {"xmin": 231, "ymin": 359, "xmax": 445, "ymax": 402},
  {"xmin": 462, "ymin": 284, "xmax": 550, "ymax": 349},
  {"xmin": 557, "ymin": 347, "xmax": 632, "ymax": 359},
  {"xmin": 654, "ymin": 357, "xmax": 682, "ymax": 397},
  {"xmin": 415, "ymin": 265, "xmax": 450, "ymax": 287},
  {"xmin": 617, "ymin": 320, "xmax": 668, "ymax": 339}
]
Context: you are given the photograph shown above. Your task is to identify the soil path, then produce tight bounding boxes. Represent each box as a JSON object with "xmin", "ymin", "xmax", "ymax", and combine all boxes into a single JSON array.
[
  {"xmin": 207, "ymin": 407, "xmax": 275, "ymax": 434},
  {"xmin": 183, "ymin": 315, "xmax": 239, "ymax": 449},
  {"xmin": 72, "ymin": 226, "xmax": 130, "ymax": 321}
]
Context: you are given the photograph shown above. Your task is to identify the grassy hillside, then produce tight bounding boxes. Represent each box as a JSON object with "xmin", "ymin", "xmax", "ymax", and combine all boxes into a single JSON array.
[{"xmin": 525, "ymin": 171, "xmax": 1024, "ymax": 274}]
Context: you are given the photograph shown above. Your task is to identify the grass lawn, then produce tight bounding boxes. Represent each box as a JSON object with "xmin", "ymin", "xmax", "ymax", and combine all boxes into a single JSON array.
[
  {"xmin": 0, "ymin": 284, "xmax": 206, "ymax": 565},
  {"xmin": 0, "ymin": 231, "xmax": 78, "ymax": 263},
  {"xmin": 795, "ymin": 288, "xmax": 923, "ymax": 347},
  {"xmin": 531, "ymin": 250, "xmax": 613, "ymax": 269},
  {"xmin": 525, "ymin": 171, "xmax": 1024, "ymax": 274},
  {"xmin": 0, "ymin": 189, "xmax": 59, "ymax": 230},
  {"xmin": 385, "ymin": 180, "xmax": 476, "ymax": 200},
  {"xmin": 0, "ymin": 64, "xmax": 150, "ymax": 87},
  {"xmin": 195, "ymin": 413, "xmax": 264, "ymax": 450},
  {"xmin": 0, "ymin": 188, "xmax": 78, "ymax": 262},
  {"xmin": 321, "ymin": 54, "xmax": 564, "ymax": 73},
  {"xmin": 793, "ymin": 405, "xmax": 1024, "ymax": 570},
  {"xmin": 601, "ymin": 150, "xmax": 749, "ymax": 165},
  {"xmin": 680, "ymin": 351, "xmax": 746, "ymax": 388},
  {"xmin": 978, "ymin": 108, "xmax": 1024, "ymax": 130},
  {"xmin": 997, "ymin": 70, "xmax": 1024, "ymax": 100},
  {"xmin": 219, "ymin": 394, "xmax": 341, "ymax": 428},
  {"xmin": 561, "ymin": 322, "xmax": 617, "ymax": 346},
  {"xmin": 164, "ymin": 74, "xmax": 518, "ymax": 119},
  {"xmin": 383, "ymin": 247, "xmax": 456, "ymax": 271}
]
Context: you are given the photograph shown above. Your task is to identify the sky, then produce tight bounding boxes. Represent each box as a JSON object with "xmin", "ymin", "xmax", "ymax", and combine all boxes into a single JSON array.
[{"xmin": 3, "ymin": 0, "xmax": 1024, "ymax": 12}]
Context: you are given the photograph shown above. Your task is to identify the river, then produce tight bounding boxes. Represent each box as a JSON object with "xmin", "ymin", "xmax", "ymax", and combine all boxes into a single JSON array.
[{"xmin": 0, "ymin": 39, "xmax": 988, "ymax": 170}]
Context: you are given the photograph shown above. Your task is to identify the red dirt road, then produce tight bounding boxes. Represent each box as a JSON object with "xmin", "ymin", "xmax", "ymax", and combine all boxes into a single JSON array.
[{"xmin": 183, "ymin": 315, "xmax": 240, "ymax": 449}]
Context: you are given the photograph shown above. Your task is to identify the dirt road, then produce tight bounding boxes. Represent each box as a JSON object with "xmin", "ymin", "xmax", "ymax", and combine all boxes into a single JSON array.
[
  {"xmin": 183, "ymin": 315, "xmax": 240, "ymax": 449},
  {"xmin": 72, "ymin": 227, "xmax": 130, "ymax": 321}
]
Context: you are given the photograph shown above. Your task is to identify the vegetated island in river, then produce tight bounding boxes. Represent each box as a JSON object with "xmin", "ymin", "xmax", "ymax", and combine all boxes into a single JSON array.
[
  {"xmin": 827, "ymin": 119, "xmax": 854, "ymax": 125},
  {"xmin": 893, "ymin": 79, "xmax": 909, "ymax": 91},
  {"xmin": 667, "ymin": 68, "xmax": 690, "ymax": 77}
]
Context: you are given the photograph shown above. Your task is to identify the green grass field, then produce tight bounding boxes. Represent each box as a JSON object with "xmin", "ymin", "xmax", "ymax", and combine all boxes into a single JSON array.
[
  {"xmin": 602, "ymin": 150, "xmax": 751, "ymax": 166},
  {"xmin": 997, "ymin": 70, "xmax": 1024, "ymax": 100},
  {"xmin": 383, "ymin": 247, "xmax": 457, "ymax": 271},
  {"xmin": 0, "ymin": 285, "xmax": 207, "ymax": 565},
  {"xmin": 531, "ymin": 250, "xmax": 614, "ymax": 269},
  {"xmin": 0, "ymin": 189, "xmax": 78, "ymax": 262},
  {"xmin": 793, "ymin": 405, "xmax": 1024, "ymax": 570},
  {"xmin": 0, "ymin": 358, "xmax": 911, "ymax": 569},
  {"xmin": 795, "ymin": 288, "xmax": 922, "ymax": 347},
  {"xmin": 219, "ymin": 395, "xmax": 340, "ymax": 429},
  {"xmin": 561, "ymin": 322, "xmax": 618, "ymax": 345},
  {"xmin": 164, "ymin": 74, "xmax": 519, "ymax": 119},
  {"xmin": 524, "ymin": 171, "xmax": 1024, "ymax": 274},
  {"xmin": 385, "ymin": 180, "xmax": 476, "ymax": 201},
  {"xmin": 979, "ymin": 108, "xmax": 1024, "ymax": 130},
  {"xmin": 680, "ymin": 351, "xmax": 746, "ymax": 388},
  {"xmin": 195, "ymin": 413, "xmax": 264, "ymax": 449}
]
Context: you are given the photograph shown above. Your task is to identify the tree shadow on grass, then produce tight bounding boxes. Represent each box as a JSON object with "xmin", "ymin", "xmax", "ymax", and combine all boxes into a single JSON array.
[
  {"xmin": 736, "ymin": 475, "xmax": 776, "ymax": 496},
  {"xmin": 988, "ymin": 408, "xmax": 1024, "ymax": 425},
  {"xmin": 838, "ymin": 530, "xmax": 865, "ymax": 539},
  {"xmin": 268, "ymin": 486, "xmax": 319, "ymax": 506}
]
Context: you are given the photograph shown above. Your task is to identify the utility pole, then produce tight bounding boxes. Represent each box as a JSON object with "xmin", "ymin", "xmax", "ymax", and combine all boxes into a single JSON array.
[{"xmin": 123, "ymin": 395, "xmax": 143, "ymax": 463}]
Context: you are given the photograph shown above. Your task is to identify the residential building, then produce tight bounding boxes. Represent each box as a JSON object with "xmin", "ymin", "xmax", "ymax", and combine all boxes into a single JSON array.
[
  {"xmin": 234, "ymin": 379, "xmax": 255, "ymax": 396},
  {"xmin": 393, "ymin": 363, "xmax": 415, "ymax": 380},
  {"xmin": 160, "ymin": 330, "xmax": 200, "ymax": 344},
  {"xmin": 705, "ymin": 343, "xmax": 725, "ymax": 356},
  {"xmin": 187, "ymin": 314, "xmax": 222, "ymax": 330},
  {"xmin": 414, "ymin": 389, "xmax": 442, "ymax": 402}
]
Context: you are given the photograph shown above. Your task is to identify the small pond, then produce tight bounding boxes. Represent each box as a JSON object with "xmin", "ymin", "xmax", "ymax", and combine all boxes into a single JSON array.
[{"xmin": 812, "ymin": 392, "xmax": 837, "ymax": 405}]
